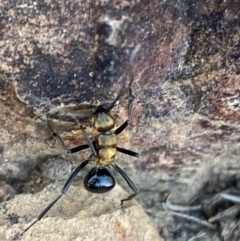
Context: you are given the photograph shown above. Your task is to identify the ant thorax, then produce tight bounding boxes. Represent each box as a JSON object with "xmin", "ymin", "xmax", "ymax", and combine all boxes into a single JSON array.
[
  {"xmin": 95, "ymin": 131, "xmax": 117, "ymax": 166},
  {"xmin": 97, "ymin": 131, "xmax": 117, "ymax": 148}
]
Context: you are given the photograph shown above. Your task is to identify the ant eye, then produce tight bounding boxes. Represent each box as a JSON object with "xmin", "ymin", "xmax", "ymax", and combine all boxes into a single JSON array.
[{"xmin": 84, "ymin": 167, "xmax": 115, "ymax": 193}]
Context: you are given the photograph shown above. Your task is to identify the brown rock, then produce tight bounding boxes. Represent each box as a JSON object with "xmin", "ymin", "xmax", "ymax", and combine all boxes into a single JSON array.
[
  {"xmin": 1, "ymin": 0, "xmax": 240, "ymax": 240},
  {"xmin": 0, "ymin": 183, "xmax": 162, "ymax": 241},
  {"xmin": 0, "ymin": 181, "xmax": 16, "ymax": 203}
]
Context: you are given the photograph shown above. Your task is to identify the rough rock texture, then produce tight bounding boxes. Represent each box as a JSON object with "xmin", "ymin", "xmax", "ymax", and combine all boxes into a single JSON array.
[
  {"xmin": 153, "ymin": 154, "xmax": 240, "ymax": 241},
  {"xmin": 0, "ymin": 184, "xmax": 162, "ymax": 241},
  {"xmin": 0, "ymin": 0, "xmax": 240, "ymax": 240},
  {"xmin": 0, "ymin": 181, "xmax": 16, "ymax": 202}
]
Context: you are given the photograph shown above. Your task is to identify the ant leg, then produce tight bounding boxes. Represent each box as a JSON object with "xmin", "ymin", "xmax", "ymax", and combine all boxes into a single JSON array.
[
  {"xmin": 114, "ymin": 81, "xmax": 139, "ymax": 158},
  {"xmin": 115, "ymin": 122, "xmax": 140, "ymax": 158},
  {"xmin": 68, "ymin": 144, "xmax": 89, "ymax": 154},
  {"xmin": 116, "ymin": 147, "xmax": 139, "ymax": 158},
  {"xmin": 47, "ymin": 122, "xmax": 89, "ymax": 154},
  {"xmin": 62, "ymin": 128, "xmax": 98, "ymax": 155},
  {"xmin": 114, "ymin": 120, "xmax": 129, "ymax": 135},
  {"xmin": 22, "ymin": 160, "xmax": 90, "ymax": 234},
  {"xmin": 114, "ymin": 78, "xmax": 135, "ymax": 135},
  {"xmin": 112, "ymin": 164, "xmax": 138, "ymax": 208}
]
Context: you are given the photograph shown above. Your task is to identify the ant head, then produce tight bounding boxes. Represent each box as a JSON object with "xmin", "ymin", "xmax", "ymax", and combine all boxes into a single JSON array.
[
  {"xmin": 93, "ymin": 103, "xmax": 111, "ymax": 115},
  {"xmin": 84, "ymin": 167, "xmax": 115, "ymax": 193},
  {"xmin": 93, "ymin": 111, "xmax": 115, "ymax": 132}
]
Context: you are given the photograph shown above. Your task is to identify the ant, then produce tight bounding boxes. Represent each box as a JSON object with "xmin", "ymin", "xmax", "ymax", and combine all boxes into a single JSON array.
[{"xmin": 22, "ymin": 80, "xmax": 139, "ymax": 234}]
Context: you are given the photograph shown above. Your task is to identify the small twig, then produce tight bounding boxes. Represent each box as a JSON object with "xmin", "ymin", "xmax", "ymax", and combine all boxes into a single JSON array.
[
  {"xmin": 170, "ymin": 211, "xmax": 217, "ymax": 230},
  {"xmin": 220, "ymin": 193, "xmax": 240, "ymax": 204},
  {"xmin": 164, "ymin": 193, "xmax": 202, "ymax": 212}
]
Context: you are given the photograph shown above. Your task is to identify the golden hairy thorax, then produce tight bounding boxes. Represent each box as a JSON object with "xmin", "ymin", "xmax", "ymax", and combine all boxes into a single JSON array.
[{"xmin": 95, "ymin": 131, "xmax": 117, "ymax": 166}]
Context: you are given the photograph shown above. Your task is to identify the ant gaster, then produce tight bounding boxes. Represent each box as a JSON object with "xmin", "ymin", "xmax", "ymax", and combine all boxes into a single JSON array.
[{"xmin": 22, "ymin": 80, "xmax": 139, "ymax": 234}]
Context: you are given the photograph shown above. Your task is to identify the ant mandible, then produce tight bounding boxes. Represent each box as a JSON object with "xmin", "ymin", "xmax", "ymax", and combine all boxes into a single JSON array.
[{"xmin": 22, "ymin": 80, "xmax": 139, "ymax": 234}]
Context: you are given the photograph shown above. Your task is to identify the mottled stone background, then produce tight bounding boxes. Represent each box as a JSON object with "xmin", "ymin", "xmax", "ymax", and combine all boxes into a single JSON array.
[{"xmin": 0, "ymin": 0, "xmax": 240, "ymax": 240}]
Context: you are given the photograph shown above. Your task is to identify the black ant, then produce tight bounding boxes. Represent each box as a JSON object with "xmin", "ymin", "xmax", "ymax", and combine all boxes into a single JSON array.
[{"xmin": 22, "ymin": 80, "xmax": 139, "ymax": 234}]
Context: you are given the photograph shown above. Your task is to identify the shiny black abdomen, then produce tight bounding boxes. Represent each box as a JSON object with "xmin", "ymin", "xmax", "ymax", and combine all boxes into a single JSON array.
[{"xmin": 84, "ymin": 167, "xmax": 115, "ymax": 193}]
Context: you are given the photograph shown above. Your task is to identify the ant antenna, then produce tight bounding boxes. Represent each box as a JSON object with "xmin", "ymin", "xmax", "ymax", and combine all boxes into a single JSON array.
[
  {"xmin": 81, "ymin": 126, "xmax": 97, "ymax": 157},
  {"xmin": 127, "ymin": 77, "xmax": 135, "ymax": 125}
]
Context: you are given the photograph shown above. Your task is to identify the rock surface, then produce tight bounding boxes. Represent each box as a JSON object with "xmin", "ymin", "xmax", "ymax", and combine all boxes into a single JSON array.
[
  {"xmin": 0, "ymin": 184, "xmax": 162, "ymax": 241},
  {"xmin": 0, "ymin": 0, "xmax": 240, "ymax": 240}
]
